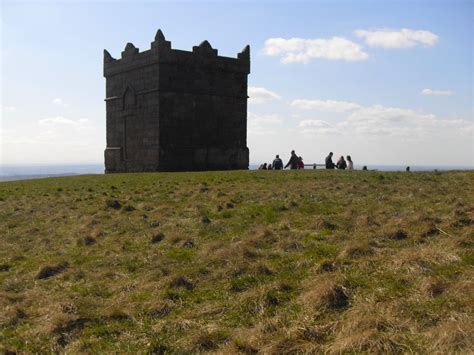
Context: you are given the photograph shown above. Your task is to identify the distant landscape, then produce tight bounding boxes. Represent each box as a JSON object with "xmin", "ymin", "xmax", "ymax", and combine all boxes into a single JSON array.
[
  {"xmin": 0, "ymin": 165, "xmax": 105, "ymax": 182},
  {"xmin": 1, "ymin": 170, "xmax": 472, "ymax": 353},
  {"xmin": 1, "ymin": 164, "xmax": 473, "ymax": 182}
]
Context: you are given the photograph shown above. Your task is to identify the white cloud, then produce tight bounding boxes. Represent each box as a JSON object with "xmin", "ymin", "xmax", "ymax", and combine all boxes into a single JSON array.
[
  {"xmin": 2, "ymin": 105, "xmax": 16, "ymax": 112},
  {"xmin": 342, "ymin": 105, "xmax": 438, "ymax": 136},
  {"xmin": 298, "ymin": 119, "xmax": 338, "ymax": 135},
  {"xmin": 248, "ymin": 112, "xmax": 283, "ymax": 135},
  {"xmin": 0, "ymin": 128, "xmax": 16, "ymax": 138},
  {"xmin": 299, "ymin": 119, "xmax": 332, "ymax": 128},
  {"xmin": 52, "ymin": 98, "xmax": 69, "ymax": 107},
  {"xmin": 262, "ymin": 37, "xmax": 368, "ymax": 63},
  {"xmin": 346, "ymin": 105, "xmax": 436, "ymax": 125},
  {"xmin": 248, "ymin": 86, "xmax": 281, "ymax": 104},
  {"xmin": 1, "ymin": 116, "xmax": 102, "ymax": 165},
  {"xmin": 1, "ymin": 116, "xmax": 95, "ymax": 146},
  {"xmin": 421, "ymin": 88, "xmax": 454, "ymax": 96},
  {"xmin": 38, "ymin": 116, "xmax": 89, "ymax": 127},
  {"xmin": 37, "ymin": 116, "xmax": 93, "ymax": 136},
  {"xmin": 355, "ymin": 28, "xmax": 438, "ymax": 49},
  {"xmin": 293, "ymin": 98, "xmax": 473, "ymax": 138},
  {"xmin": 291, "ymin": 99, "xmax": 361, "ymax": 112}
]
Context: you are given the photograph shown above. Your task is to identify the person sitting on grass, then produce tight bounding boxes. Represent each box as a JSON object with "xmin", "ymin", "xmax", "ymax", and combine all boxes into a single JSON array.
[
  {"xmin": 272, "ymin": 155, "xmax": 283, "ymax": 170},
  {"xmin": 336, "ymin": 156, "xmax": 347, "ymax": 170},
  {"xmin": 285, "ymin": 150, "xmax": 299, "ymax": 170},
  {"xmin": 298, "ymin": 156, "xmax": 304, "ymax": 169},
  {"xmin": 325, "ymin": 152, "xmax": 335, "ymax": 169},
  {"xmin": 347, "ymin": 155, "xmax": 354, "ymax": 170}
]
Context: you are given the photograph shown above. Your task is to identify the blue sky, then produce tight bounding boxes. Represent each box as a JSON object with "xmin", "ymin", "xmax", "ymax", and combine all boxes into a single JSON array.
[{"xmin": 1, "ymin": 0, "xmax": 473, "ymax": 166}]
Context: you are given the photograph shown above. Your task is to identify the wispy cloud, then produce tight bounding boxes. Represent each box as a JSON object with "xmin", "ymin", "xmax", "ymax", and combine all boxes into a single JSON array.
[
  {"xmin": 248, "ymin": 86, "xmax": 281, "ymax": 104},
  {"xmin": 0, "ymin": 127, "xmax": 16, "ymax": 138},
  {"xmin": 38, "ymin": 116, "xmax": 88, "ymax": 127},
  {"xmin": 420, "ymin": 88, "xmax": 454, "ymax": 96},
  {"xmin": 248, "ymin": 112, "xmax": 283, "ymax": 135},
  {"xmin": 299, "ymin": 119, "xmax": 338, "ymax": 135},
  {"xmin": 293, "ymin": 98, "xmax": 473, "ymax": 137},
  {"xmin": 52, "ymin": 98, "xmax": 69, "ymax": 108},
  {"xmin": 262, "ymin": 37, "xmax": 368, "ymax": 63},
  {"xmin": 291, "ymin": 99, "xmax": 361, "ymax": 112},
  {"xmin": 37, "ymin": 116, "xmax": 93, "ymax": 136},
  {"xmin": 354, "ymin": 28, "xmax": 438, "ymax": 49},
  {"xmin": 299, "ymin": 119, "xmax": 332, "ymax": 128},
  {"xmin": 2, "ymin": 105, "xmax": 16, "ymax": 112},
  {"xmin": 4, "ymin": 116, "xmax": 97, "ymax": 146}
]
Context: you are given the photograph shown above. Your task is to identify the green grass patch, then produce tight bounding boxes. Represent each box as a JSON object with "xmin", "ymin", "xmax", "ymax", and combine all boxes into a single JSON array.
[{"xmin": 0, "ymin": 170, "xmax": 472, "ymax": 353}]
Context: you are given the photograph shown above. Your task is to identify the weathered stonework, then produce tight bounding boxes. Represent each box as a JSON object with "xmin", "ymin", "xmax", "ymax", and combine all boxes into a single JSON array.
[{"xmin": 104, "ymin": 29, "xmax": 250, "ymax": 172}]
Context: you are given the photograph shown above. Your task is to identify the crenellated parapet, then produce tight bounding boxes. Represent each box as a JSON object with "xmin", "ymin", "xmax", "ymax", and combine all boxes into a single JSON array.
[
  {"xmin": 151, "ymin": 29, "xmax": 171, "ymax": 50},
  {"xmin": 103, "ymin": 29, "xmax": 250, "ymax": 77},
  {"xmin": 104, "ymin": 29, "xmax": 250, "ymax": 173}
]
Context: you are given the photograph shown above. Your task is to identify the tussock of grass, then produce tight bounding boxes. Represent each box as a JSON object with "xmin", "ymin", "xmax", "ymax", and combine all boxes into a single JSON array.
[
  {"xmin": 78, "ymin": 235, "xmax": 97, "ymax": 246},
  {"xmin": 36, "ymin": 261, "xmax": 69, "ymax": 279},
  {"xmin": 0, "ymin": 170, "xmax": 473, "ymax": 353},
  {"xmin": 150, "ymin": 233, "xmax": 165, "ymax": 243}
]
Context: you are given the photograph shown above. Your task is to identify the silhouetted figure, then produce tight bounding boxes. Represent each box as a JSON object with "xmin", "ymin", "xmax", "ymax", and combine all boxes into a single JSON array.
[
  {"xmin": 273, "ymin": 155, "xmax": 283, "ymax": 170},
  {"xmin": 347, "ymin": 155, "xmax": 354, "ymax": 170},
  {"xmin": 406, "ymin": 166, "xmax": 410, "ymax": 172},
  {"xmin": 262, "ymin": 163, "xmax": 268, "ymax": 170},
  {"xmin": 285, "ymin": 150, "xmax": 299, "ymax": 170},
  {"xmin": 298, "ymin": 156, "xmax": 304, "ymax": 169},
  {"xmin": 362, "ymin": 165, "xmax": 368, "ymax": 171},
  {"xmin": 325, "ymin": 152, "xmax": 335, "ymax": 169},
  {"xmin": 337, "ymin": 156, "xmax": 347, "ymax": 170},
  {"xmin": 268, "ymin": 163, "xmax": 272, "ymax": 170}
]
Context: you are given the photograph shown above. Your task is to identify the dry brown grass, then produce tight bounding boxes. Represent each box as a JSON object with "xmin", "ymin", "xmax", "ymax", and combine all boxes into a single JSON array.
[{"xmin": 0, "ymin": 170, "xmax": 473, "ymax": 353}]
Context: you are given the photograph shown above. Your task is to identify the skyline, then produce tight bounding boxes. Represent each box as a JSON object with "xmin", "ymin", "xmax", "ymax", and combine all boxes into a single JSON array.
[{"xmin": 1, "ymin": 1, "xmax": 473, "ymax": 167}]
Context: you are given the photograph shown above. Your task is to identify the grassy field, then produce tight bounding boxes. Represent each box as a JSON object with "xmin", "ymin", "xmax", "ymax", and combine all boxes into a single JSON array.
[{"xmin": 0, "ymin": 170, "xmax": 473, "ymax": 353}]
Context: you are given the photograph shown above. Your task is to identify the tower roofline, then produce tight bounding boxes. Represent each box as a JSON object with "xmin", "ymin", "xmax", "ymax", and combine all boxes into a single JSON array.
[{"xmin": 104, "ymin": 29, "xmax": 250, "ymax": 77}]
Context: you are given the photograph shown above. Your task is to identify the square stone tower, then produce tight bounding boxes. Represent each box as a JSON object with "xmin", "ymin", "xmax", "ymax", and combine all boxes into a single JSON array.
[{"xmin": 104, "ymin": 30, "xmax": 250, "ymax": 172}]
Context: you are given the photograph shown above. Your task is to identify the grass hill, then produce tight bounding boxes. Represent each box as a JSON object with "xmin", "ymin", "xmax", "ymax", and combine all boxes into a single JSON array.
[{"xmin": 0, "ymin": 170, "xmax": 473, "ymax": 353}]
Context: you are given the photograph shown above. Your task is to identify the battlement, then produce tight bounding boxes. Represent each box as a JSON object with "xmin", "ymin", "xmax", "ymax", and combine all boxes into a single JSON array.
[
  {"xmin": 104, "ymin": 29, "xmax": 250, "ymax": 77},
  {"xmin": 104, "ymin": 29, "xmax": 250, "ymax": 173}
]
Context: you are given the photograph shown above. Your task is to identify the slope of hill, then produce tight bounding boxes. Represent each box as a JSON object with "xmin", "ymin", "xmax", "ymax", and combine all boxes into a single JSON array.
[{"xmin": 0, "ymin": 170, "xmax": 473, "ymax": 353}]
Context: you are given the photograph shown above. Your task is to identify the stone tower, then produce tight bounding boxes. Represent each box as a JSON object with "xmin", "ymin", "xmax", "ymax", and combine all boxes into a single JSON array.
[{"xmin": 103, "ymin": 30, "xmax": 250, "ymax": 172}]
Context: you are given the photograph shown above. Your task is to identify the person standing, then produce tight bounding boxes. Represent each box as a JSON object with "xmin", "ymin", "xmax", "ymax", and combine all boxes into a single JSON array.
[
  {"xmin": 272, "ymin": 155, "xmax": 283, "ymax": 170},
  {"xmin": 285, "ymin": 150, "xmax": 299, "ymax": 170},
  {"xmin": 347, "ymin": 155, "xmax": 354, "ymax": 170},
  {"xmin": 325, "ymin": 152, "xmax": 335, "ymax": 169}
]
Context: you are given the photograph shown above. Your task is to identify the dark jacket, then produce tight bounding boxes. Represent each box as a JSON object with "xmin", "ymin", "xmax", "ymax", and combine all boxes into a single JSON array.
[
  {"xmin": 337, "ymin": 160, "xmax": 347, "ymax": 170},
  {"xmin": 285, "ymin": 154, "xmax": 299, "ymax": 169},
  {"xmin": 325, "ymin": 155, "xmax": 335, "ymax": 169},
  {"xmin": 273, "ymin": 158, "xmax": 283, "ymax": 170}
]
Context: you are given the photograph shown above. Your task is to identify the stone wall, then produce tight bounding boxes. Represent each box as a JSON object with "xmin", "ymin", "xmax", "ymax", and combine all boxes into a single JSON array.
[{"xmin": 104, "ymin": 30, "xmax": 250, "ymax": 172}]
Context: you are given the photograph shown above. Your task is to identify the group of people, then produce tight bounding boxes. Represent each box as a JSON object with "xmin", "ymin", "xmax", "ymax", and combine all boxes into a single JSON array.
[
  {"xmin": 258, "ymin": 151, "xmax": 354, "ymax": 170},
  {"xmin": 258, "ymin": 153, "xmax": 304, "ymax": 170},
  {"xmin": 324, "ymin": 152, "xmax": 354, "ymax": 170}
]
